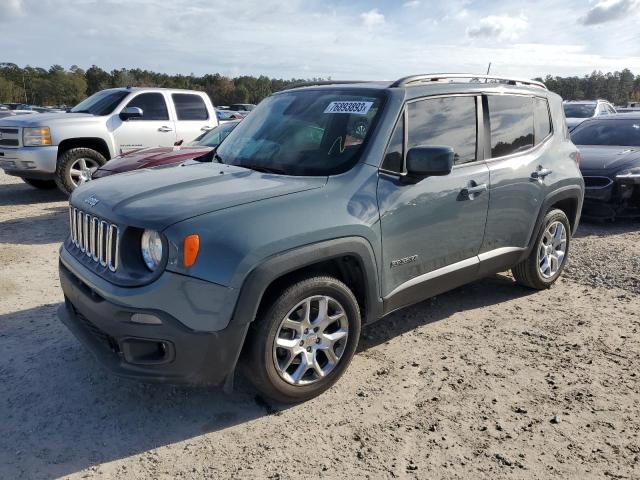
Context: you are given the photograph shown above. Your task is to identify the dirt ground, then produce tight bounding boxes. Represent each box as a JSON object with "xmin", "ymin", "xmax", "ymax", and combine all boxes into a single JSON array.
[{"xmin": 1, "ymin": 170, "xmax": 639, "ymax": 480}]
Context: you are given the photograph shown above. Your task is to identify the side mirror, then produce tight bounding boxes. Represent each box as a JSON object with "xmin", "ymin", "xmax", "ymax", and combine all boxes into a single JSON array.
[
  {"xmin": 406, "ymin": 146, "xmax": 454, "ymax": 179},
  {"xmin": 119, "ymin": 107, "xmax": 143, "ymax": 121}
]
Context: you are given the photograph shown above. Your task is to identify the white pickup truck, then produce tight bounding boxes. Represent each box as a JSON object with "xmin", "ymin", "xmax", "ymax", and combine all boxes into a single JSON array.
[{"xmin": 0, "ymin": 87, "xmax": 218, "ymax": 194}]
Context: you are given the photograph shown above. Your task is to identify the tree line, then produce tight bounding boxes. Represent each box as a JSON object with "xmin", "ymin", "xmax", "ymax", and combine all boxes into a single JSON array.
[{"xmin": 1, "ymin": 63, "xmax": 639, "ymax": 108}]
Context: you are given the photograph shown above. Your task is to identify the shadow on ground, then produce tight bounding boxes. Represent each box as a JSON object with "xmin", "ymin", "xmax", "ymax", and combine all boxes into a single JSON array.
[
  {"xmin": 575, "ymin": 217, "xmax": 640, "ymax": 238},
  {"xmin": 0, "ymin": 207, "xmax": 68, "ymax": 244},
  {"xmin": 0, "ymin": 274, "xmax": 536, "ymax": 478},
  {"xmin": 0, "ymin": 180, "xmax": 66, "ymax": 207}
]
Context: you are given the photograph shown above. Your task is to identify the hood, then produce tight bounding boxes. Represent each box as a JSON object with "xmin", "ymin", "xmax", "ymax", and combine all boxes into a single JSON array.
[
  {"xmin": 566, "ymin": 117, "xmax": 588, "ymax": 130},
  {"xmin": 72, "ymin": 162, "xmax": 327, "ymax": 229},
  {"xmin": 99, "ymin": 146, "xmax": 214, "ymax": 174},
  {"xmin": 578, "ymin": 145, "xmax": 640, "ymax": 173},
  {"xmin": 0, "ymin": 112, "xmax": 101, "ymax": 127}
]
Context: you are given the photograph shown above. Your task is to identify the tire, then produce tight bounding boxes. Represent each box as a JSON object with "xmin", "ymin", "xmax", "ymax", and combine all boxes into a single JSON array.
[
  {"xmin": 22, "ymin": 178, "xmax": 57, "ymax": 189},
  {"xmin": 244, "ymin": 276, "xmax": 361, "ymax": 403},
  {"xmin": 55, "ymin": 148, "xmax": 107, "ymax": 195},
  {"xmin": 512, "ymin": 209, "xmax": 571, "ymax": 290}
]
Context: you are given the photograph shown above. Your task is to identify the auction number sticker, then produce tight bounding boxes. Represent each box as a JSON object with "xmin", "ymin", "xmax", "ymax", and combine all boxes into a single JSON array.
[{"xmin": 324, "ymin": 101, "xmax": 373, "ymax": 115}]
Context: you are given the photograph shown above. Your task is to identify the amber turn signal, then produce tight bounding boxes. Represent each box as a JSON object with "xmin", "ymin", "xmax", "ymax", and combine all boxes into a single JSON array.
[{"xmin": 183, "ymin": 234, "xmax": 200, "ymax": 267}]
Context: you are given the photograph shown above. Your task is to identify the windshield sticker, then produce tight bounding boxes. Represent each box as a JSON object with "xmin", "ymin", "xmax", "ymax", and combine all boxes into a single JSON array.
[{"xmin": 324, "ymin": 101, "xmax": 373, "ymax": 115}]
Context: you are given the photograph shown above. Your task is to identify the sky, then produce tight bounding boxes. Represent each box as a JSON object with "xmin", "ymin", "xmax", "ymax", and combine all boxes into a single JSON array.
[{"xmin": 1, "ymin": 0, "xmax": 639, "ymax": 80}]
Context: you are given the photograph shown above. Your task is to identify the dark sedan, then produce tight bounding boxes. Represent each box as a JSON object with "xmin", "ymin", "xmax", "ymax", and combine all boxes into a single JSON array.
[
  {"xmin": 571, "ymin": 113, "xmax": 640, "ymax": 219},
  {"xmin": 91, "ymin": 121, "xmax": 239, "ymax": 180}
]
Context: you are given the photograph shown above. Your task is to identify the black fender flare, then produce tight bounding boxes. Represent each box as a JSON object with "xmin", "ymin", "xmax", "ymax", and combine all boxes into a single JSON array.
[
  {"xmin": 525, "ymin": 184, "xmax": 584, "ymax": 255},
  {"xmin": 229, "ymin": 236, "xmax": 383, "ymax": 329}
]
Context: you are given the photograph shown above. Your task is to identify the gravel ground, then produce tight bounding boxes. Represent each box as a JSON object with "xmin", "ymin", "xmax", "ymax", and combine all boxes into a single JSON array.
[{"xmin": 1, "ymin": 171, "xmax": 639, "ymax": 479}]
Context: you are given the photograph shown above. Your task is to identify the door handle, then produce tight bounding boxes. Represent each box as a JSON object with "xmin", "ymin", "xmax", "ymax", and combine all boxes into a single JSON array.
[
  {"xmin": 158, "ymin": 126, "xmax": 173, "ymax": 132},
  {"xmin": 460, "ymin": 183, "xmax": 487, "ymax": 200},
  {"xmin": 531, "ymin": 168, "xmax": 552, "ymax": 180},
  {"xmin": 200, "ymin": 126, "xmax": 212, "ymax": 131}
]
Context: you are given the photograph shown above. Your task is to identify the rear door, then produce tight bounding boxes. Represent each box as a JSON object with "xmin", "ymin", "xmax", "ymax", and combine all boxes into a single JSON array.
[
  {"xmin": 480, "ymin": 94, "xmax": 551, "ymax": 263},
  {"xmin": 377, "ymin": 95, "xmax": 490, "ymax": 302},
  {"xmin": 171, "ymin": 93, "xmax": 216, "ymax": 144},
  {"xmin": 114, "ymin": 92, "xmax": 177, "ymax": 154}
]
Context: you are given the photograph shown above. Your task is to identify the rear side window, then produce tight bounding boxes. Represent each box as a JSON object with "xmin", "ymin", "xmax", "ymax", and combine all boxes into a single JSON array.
[
  {"xmin": 126, "ymin": 93, "xmax": 169, "ymax": 121},
  {"xmin": 407, "ymin": 96, "xmax": 477, "ymax": 165},
  {"xmin": 172, "ymin": 94, "xmax": 209, "ymax": 120},
  {"xmin": 381, "ymin": 113, "xmax": 404, "ymax": 172},
  {"xmin": 488, "ymin": 95, "xmax": 534, "ymax": 158},
  {"xmin": 534, "ymin": 97, "xmax": 552, "ymax": 144}
]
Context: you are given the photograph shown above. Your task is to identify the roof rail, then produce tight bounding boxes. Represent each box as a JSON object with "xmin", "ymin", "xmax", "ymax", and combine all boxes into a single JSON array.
[
  {"xmin": 390, "ymin": 74, "xmax": 547, "ymax": 90},
  {"xmin": 284, "ymin": 80, "xmax": 371, "ymax": 90}
]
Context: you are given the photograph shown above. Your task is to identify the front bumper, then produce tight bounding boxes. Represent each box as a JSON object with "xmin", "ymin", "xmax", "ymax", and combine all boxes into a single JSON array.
[
  {"xmin": 58, "ymin": 260, "xmax": 248, "ymax": 386},
  {"xmin": 582, "ymin": 175, "xmax": 640, "ymax": 218},
  {"xmin": 0, "ymin": 145, "xmax": 59, "ymax": 178}
]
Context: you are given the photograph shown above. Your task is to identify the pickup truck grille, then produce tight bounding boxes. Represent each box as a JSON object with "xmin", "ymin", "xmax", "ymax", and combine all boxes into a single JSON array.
[
  {"xmin": 68, "ymin": 206, "xmax": 119, "ymax": 272},
  {"xmin": 0, "ymin": 127, "xmax": 21, "ymax": 148}
]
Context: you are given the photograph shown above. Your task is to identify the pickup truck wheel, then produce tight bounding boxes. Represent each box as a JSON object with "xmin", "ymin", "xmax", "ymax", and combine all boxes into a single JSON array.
[
  {"xmin": 512, "ymin": 209, "xmax": 571, "ymax": 290},
  {"xmin": 244, "ymin": 276, "xmax": 361, "ymax": 403},
  {"xmin": 22, "ymin": 178, "xmax": 57, "ymax": 189},
  {"xmin": 55, "ymin": 148, "xmax": 106, "ymax": 195}
]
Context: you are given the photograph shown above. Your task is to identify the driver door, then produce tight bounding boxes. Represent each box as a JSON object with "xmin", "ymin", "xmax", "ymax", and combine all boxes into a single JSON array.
[{"xmin": 114, "ymin": 92, "xmax": 177, "ymax": 154}]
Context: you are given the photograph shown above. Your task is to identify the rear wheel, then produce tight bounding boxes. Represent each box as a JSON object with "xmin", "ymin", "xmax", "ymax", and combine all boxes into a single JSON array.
[
  {"xmin": 22, "ymin": 178, "xmax": 57, "ymax": 189},
  {"xmin": 512, "ymin": 209, "xmax": 571, "ymax": 289},
  {"xmin": 244, "ymin": 276, "xmax": 361, "ymax": 403},
  {"xmin": 55, "ymin": 148, "xmax": 106, "ymax": 195}
]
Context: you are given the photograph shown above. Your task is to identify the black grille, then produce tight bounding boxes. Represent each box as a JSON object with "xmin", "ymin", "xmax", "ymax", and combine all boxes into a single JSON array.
[
  {"xmin": 0, "ymin": 139, "xmax": 19, "ymax": 147},
  {"xmin": 584, "ymin": 176, "xmax": 613, "ymax": 188},
  {"xmin": 0, "ymin": 128, "xmax": 18, "ymax": 134}
]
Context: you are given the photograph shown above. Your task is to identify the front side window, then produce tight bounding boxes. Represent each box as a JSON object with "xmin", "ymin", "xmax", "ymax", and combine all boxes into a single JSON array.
[
  {"xmin": 534, "ymin": 97, "xmax": 552, "ymax": 144},
  {"xmin": 488, "ymin": 95, "xmax": 534, "ymax": 158},
  {"xmin": 173, "ymin": 93, "xmax": 208, "ymax": 120},
  {"xmin": 407, "ymin": 96, "xmax": 477, "ymax": 165},
  {"xmin": 125, "ymin": 93, "xmax": 169, "ymax": 121},
  {"xmin": 571, "ymin": 120, "xmax": 640, "ymax": 146},
  {"xmin": 70, "ymin": 90, "xmax": 130, "ymax": 116},
  {"xmin": 215, "ymin": 90, "xmax": 385, "ymax": 176}
]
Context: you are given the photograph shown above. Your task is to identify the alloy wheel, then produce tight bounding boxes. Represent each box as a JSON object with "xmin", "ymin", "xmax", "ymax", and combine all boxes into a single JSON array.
[
  {"xmin": 272, "ymin": 295, "xmax": 349, "ymax": 386},
  {"xmin": 538, "ymin": 220, "xmax": 567, "ymax": 278},
  {"xmin": 69, "ymin": 157, "xmax": 100, "ymax": 187}
]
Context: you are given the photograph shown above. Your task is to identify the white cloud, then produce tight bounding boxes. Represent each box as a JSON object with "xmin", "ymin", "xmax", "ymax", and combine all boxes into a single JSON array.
[
  {"xmin": 580, "ymin": 0, "xmax": 640, "ymax": 25},
  {"xmin": 0, "ymin": 0, "xmax": 24, "ymax": 20},
  {"xmin": 360, "ymin": 8, "xmax": 385, "ymax": 31},
  {"xmin": 467, "ymin": 14, "xmax": 528, "ymax": 42},
  {"xmin": 403, "ymin": 0, "xmax": 420, "ymax": 7}
]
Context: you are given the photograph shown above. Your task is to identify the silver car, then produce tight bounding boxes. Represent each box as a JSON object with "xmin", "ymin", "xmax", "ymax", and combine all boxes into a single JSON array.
[{"xmin": 563, "ymin": 99, "xmax": 616, "ymax": 131}]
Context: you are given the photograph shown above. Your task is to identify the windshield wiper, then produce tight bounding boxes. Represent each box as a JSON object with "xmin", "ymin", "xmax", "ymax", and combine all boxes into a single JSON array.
[{"xmin": 238, "ymin": 163, "xmax": 286, "ymax": 175}]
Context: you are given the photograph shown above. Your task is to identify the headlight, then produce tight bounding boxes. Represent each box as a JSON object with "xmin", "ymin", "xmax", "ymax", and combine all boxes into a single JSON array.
[
  {"xmin": 616, "ymin": 167, "xmax": 640, "ymax": 179},
  {"xmin": 141, "ymin": 229, "xmax": 163, "ymax": 271},
  {"xmin": 23, "ymin": 127, "xmax": 52, "ymax": 146}
]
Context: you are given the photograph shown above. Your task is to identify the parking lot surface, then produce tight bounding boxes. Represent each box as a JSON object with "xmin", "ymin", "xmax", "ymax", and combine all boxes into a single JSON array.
[{"xmin": 1, "ymin": 171, "xmax": 639, "ymax": 479}]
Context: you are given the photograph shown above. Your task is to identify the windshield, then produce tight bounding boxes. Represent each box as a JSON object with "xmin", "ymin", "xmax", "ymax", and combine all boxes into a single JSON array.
[
  {"xmin": 563, "ymin": 103, "xmax": 596, "ymax": 118},
  {"xmin": 191, "ymin": 122, "xmax": 238, "ymax": 147},
  {"xmin": 571, "ymin": 119, "xmax": 640, "ymax": 146},
  {"xmin": 215, "ymin": 90, "xmax": 385, "ymax": 176},
  {"xmin": 70, "ymin": 90, "xmax": 129, "ymax": 115}
]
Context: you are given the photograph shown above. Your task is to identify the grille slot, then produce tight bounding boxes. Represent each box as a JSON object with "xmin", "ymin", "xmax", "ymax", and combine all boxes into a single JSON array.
[
  {"xmin": 69, "ymin": 206, "xmax": 119, "ymax": 271},
  {"xmin": 0, "ymin": 127, "xmax": 21, "ymax": 148},
  {"xmin": 584, "ymin": 176, "xmax": 613, "ymax": 189}
]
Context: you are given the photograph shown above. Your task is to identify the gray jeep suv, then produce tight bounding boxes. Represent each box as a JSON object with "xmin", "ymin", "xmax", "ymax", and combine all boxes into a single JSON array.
[{"xmin": 58, "ymin": 74, "xmax": 584, "ymax": 403}]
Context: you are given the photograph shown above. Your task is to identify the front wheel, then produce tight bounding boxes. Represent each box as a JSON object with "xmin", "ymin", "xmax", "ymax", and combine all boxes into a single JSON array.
[
  {"xmin": 512, "ymin": 209, "xmax": 571, "ymax": 289},
  {"xmin": 55, "ymin": 148, "xmax": 106, "ymax": 195},
  {"xmin": 244, "ymin": 276, "xmax": 361, "ymax": 403}
]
